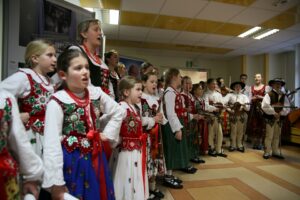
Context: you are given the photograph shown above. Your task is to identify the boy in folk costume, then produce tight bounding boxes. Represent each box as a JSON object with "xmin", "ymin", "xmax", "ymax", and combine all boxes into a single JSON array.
[
  {"xmin": 181, "ymin": 76, "xmax": 205, "ymax": 163},
  {"xmin": 0, "ymin": 89, "xmax": 43, "ymax": 200},
  {"xmin": 224, "ymin": 82, "xmax": 250, "ymax": 152},
  {"xmin": 203, "ymin": 78, "xmax": 227, "ymax": 157},
  {"xmin": 261, "ymin": 78, "xmax": 290, "ymax": 159}
]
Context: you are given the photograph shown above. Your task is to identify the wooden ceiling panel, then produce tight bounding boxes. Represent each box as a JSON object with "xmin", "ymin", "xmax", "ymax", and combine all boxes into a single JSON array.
[
  {"xmin": 213, "ymin": 0, "xmax": 256, "ymax": 7},
  {"xmin": 120, "ymin": 11, "xmax": 157, "ymax": 27},
  {"xmin": 102, "ymin": 0, "xmax": 121, "ymax": 9},
  {"xmin": 80, "ymin": 0, "xmax": 100, "ymax": 8},
  {"xmin": 153, "ymin": 15, "xmax": 191, "ymax": 31},
  {"xmin": 215, "ymin": 23, "xmax": 251, "ymax": 36},
  {"xmin": 106, "ymin": 39, "xmax": 233, "ymax": 54},
  {"xmin": 260, "ymin": 6, "xmax": 298, "ymax": 30},
  {"xmin": 186, "ymin": 19, "xmax": 222, "ymax": 34}
]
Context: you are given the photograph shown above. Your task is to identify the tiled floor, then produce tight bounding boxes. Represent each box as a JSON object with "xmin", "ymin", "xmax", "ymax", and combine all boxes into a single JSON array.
[{"xmin": 159, "ymin": 145, "xmax": 300, "ymax": 200}]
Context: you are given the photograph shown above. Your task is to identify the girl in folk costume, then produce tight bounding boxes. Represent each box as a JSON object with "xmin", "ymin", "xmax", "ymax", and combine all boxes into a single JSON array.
[
  {"xmin": 0, "ymin": 39, "xmax": 56, "ymax": 157},
  {"xmin": 0, "ymin": 89, "xmax": 43, "ymax": 200},
  {"xmin": 110, "ymin": 76, "xmax": 149, "ymax": 200},
  {"xmin": 104, "ymin": 49, "xmax": 120, "ymax": 102},
  {"xmin": 42, "ymin": 49, "xmax": 123, "ymax": 200},
  {"xmin": 247, "ymin": 73, "xmax": 267, "ymax": 150},
  {"xmin": 161, "ymin": 68, "xmax": 192, "ymax": 189},
  {"xmin": 261, "ymin": 78, "xmax": 290, "ymax": 159},
  {"xmin": 71, "ymin": 19, "xmax": 115, "ymax": 98},
  {"xmin": 180, "ymin": 77, "xmax": 204, "ymax": 164},
  {"xmin": 191, "ymin": 84, "xmax": 209, "ymax": 155},
  {"xmin": 223, "ymin": 82, "xmax": 250, "ymax": 153},
  {"xmin": 139, "ymin": 72, "xmax": 166, "ymax": 200},
  {"xmin": 203, "ymin": 78, "xmax": 227, "ymax": 157}
]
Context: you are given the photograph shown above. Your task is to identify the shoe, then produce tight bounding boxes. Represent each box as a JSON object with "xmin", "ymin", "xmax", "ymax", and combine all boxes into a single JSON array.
[
  {"xmin": 229, "ymin": 146, "xmax": 236, "ymax": 152},
  {"xmin": 263, "ymin": 153, "xmax": 270, "ymax": 159},
  {"xmin": 256, "ymin": 145, "xmax": 263, "ymax": 150},
  {"xmin": 180, "ymin": 166, "xmax": 197, "ymax": 174},
  {"xmin": 163, "ymin": 178, "xmax": 183, "ymax": 189},
  {"xmin": 253, "ymin": 145, "xmax": 258, "ymax": 149},
  {"xmin": 208, "ymin": 149, "xmax": 217, "ymax": 157},
  {"xmin": 164, "ymin": 175, "xmax": 182, "ymax": 184},
  {"xmin": 150, "ymin": 189, "xmax": 164, "ymax": 198},
  {"xmin": 237, "ymin": 147, "xmax": 245, "ymax": 153},
  {"xmin": 217, "ymin": 153, "xmax": 228, "ymax": 157},
  {"xmin": 190, "ymin": 157, "xmax": 205, "ymax": 164},
  {"xmin": 272, "ymin": 154, "xmax": 285, "ymax": 159},
  {"xmin": 148, "ymin": 194, "xmax": 160, "ymax": 200}
]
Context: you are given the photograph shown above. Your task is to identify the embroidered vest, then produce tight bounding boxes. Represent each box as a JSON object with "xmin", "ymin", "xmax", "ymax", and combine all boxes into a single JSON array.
[
  {"xmin": 18, "ymin": 72, "xmax": 53, "ymax": 134},
  {"xmin": 0, "ymin": 98, "xmax": 18, "ymax": 179},
  {"xmin": 51, "ymin": 96, "xmax": 101, "ymax": 154},
  {"xmin": 79, "ymin": 46, "xmax": 110, "ymax": 95},
  {"xmin": 269, "ymin": 90, "xmax": 285, "ymax": 113},
  {"xmin": 119, "ymin": 106, "xmax": 144, "ymax": 151}
]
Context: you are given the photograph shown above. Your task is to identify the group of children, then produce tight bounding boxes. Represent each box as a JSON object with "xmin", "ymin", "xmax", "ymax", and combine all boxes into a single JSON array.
[{"xmin": 0, "ymin": 18, "xmax": 292, "ymax": 200}]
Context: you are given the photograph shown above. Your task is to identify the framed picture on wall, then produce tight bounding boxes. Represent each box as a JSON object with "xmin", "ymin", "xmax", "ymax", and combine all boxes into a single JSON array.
[{"xmin": 119, "ymin": 56, "xmax": 145, "ymax": 78}]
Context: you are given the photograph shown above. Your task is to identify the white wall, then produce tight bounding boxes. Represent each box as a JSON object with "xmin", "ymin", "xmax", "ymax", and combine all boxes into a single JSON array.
[{"xmin": 245, "ymin": 54, "xmax": 265, "ymax": 85}]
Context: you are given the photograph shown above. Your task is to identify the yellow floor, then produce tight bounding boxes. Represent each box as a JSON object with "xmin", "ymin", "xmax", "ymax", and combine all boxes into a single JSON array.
[{"xmin": 159, "ymin": 145, "xmax": 300, "ymax": 200}]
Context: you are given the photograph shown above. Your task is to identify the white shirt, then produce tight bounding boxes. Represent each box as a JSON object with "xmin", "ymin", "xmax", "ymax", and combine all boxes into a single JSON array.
[
  {"xmin": 261, "ymin": 89, "xmax": 290, "ymax": 116},
  {"xmin": 138, "ymin": 92, "xmax": 167, "ymax": 130},
  {"xmin": 0, "ymin": 68, "xmax": 55, "ymax": 98},
  {"xmin": 163, "ymin": 87, "xmax": 183, "ymax": 133},
  {"xmin": 203, "ymin": 89, "xmax": 224, "ymax": 112},
  {"xmin": 223, "ymin": 92, "xmax": 250, "ymax": 112},
  {"xmin": 42, "ymin": 86, "xmax": 125, "ymax": 188},
  {"xmin": 0, "ymin": 89, "xmax": 43, "ymax": 181}
]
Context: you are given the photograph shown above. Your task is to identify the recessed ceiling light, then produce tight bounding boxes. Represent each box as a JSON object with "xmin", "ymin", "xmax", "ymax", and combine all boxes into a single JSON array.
[
  {"xmin": 238, "ymin": 27, "xmax": 262, "ymax": 38},
  {"xmin": 253, "ymin": 29, "xmax": 279, "ymax": 40},
  {"xmin": 109, "ymin": 10, "xmax": 119, "ymax": 25}
]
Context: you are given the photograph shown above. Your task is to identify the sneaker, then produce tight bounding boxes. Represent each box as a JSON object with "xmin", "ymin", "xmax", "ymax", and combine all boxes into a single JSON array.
[
  {"xmin": 229, "ymin": 146, "xmax": 236, "ymax": 152},
  {"xmin": 237, "ymin": 147, "xmax": 245, "ymax": 153},
  {"xmin": 263, "ymin": 153, "xmax": 270, "ymax": 159},
  {"xmin": 150, "ymin": 189, "xmax": 164, "ymax": 198},
  {"xmin": 163, "ymin": 178, "xmax": 183, "ymax": 189},
  {"xmin": 272, "ymin": 154, "xmax": 285, "ymax": 159}
]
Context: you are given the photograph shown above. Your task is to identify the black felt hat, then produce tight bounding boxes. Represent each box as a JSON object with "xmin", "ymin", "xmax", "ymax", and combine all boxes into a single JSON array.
[
  {"xmin": 230, "ymin": 81, "xmax": 245, "ymax": 90},
  {"xmin": 268, "ymin": 78, "xmax": 285, "ymax": 86}
]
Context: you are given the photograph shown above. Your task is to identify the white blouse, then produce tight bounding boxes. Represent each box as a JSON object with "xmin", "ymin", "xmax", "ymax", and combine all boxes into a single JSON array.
[
  {"xmin": 42, "ymin": 86, "xmax": 125, "ymax": 188},
  {"xmin": 0, "ymin": 68, "xmax": 55, "ymax": 98},
  {"xmin": 223, "ymin": 92, "xmax": 250, "ymax": 112},
  {"xmin": 163, "ymin": 87, "xmax": 183, "ymax": 133}
]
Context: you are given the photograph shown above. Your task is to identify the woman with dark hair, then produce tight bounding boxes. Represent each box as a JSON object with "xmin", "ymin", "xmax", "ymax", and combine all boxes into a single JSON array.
[{"xmin": 105, "ymin": 49, "xmax": 120, "ymax": 101}]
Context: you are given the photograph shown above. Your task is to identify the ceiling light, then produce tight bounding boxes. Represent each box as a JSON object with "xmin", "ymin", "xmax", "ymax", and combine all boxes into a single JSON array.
[
  {"xmin": 109, "ymin": 10, "xmax": 119, "ymax": 25},
  {"xmin": 253, "ymin": 29, "xmax": 279, "ymax": 40},
  {"xmin": 238, "ymin": 26, "xmax": 262, "ymax": 38}
]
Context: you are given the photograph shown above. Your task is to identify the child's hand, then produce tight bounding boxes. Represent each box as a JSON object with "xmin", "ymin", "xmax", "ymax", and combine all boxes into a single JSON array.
[
  {"xmin": 175, "ymin": 130, "xmax": 182, "ymax": 140},
  {"xmin": 100, "ymin": 133, "xmax": 109, "ymax": 141},
  {"xmin": 20, "ymin": 112, "xmax": 30, "ymax": 123},
  {"xmin": 22, "ymin": 181, "xmax": 39, "ymax": 200},
  {"xmin": 51, "ymin": 185, "xmax": 68, "ymax": 200},
  {"xmin": 154, "ymin": 113, "xmax": 163, "ymax": 124}
]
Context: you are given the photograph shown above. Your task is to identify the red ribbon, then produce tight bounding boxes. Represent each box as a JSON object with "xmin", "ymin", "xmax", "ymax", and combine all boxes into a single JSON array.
[
  {"xmin": 140, "ymin": 133, "xmax": 148, "ymax": 195},
  {"xmin": 86, "ymin": 130, "xmax": 107, "ymax": 200}
]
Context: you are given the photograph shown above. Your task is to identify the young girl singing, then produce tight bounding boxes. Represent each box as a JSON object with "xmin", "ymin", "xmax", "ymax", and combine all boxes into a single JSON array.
[
  {"xmin": 110, "ymin": 76, "xmax": 149, "ymax": 200},
  {"xmin": 42, "ymin": 49, "xmax": 124, "ymax": 200},
  {"xmin": 0, "ymin": 39, "xmax": 57, "ymax": 157},
  {"xmin": 140, "ymin": 72, "xmax": 166, "ymax": 199}
]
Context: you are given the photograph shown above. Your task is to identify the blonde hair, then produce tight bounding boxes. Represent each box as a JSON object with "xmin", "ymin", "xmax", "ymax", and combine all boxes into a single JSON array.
[
  {"xmin": 77, "ymin": 19, "xmax": 101, "ymax": 44},
  {"xmin": 24, "ymin": 39, "xmax": 54, "ymax": 68},
  {"xmin": 119, "ymin": 76, "xmax": 141, "ymax": 100}
]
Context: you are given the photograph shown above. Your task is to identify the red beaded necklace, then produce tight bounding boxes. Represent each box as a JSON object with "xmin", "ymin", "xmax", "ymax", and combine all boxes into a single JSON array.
[
  {"xmin": 65, "ymin": 88, "xmax": 90, "ymax": 107},
  {"xmin": 32, "ymin": 69, "xmax": 51, "ymax": 86},
  {"xmin": 82, "ymin": 44, "xmax": 101, "ymax": 65}
]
